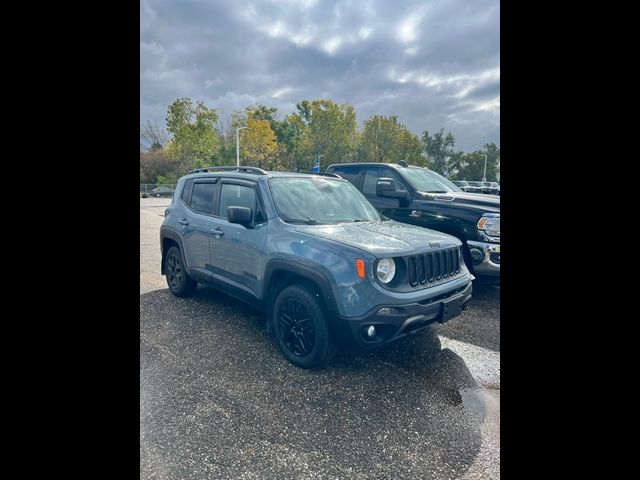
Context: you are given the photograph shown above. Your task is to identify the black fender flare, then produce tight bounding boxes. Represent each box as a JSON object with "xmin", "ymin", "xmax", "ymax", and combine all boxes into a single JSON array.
[
  {"xmin": 160, "ymin": 227, "xmax": 186, "ymax": 275},
  {"xmin": 263, "ymin": 259, "xmax": 339, "ymax": 319}
]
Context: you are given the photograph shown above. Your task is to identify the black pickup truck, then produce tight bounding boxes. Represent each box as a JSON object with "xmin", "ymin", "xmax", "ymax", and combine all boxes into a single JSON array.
[{"xmin": 326, "ymin": 162, "xmax": 500, "ymax": 283}]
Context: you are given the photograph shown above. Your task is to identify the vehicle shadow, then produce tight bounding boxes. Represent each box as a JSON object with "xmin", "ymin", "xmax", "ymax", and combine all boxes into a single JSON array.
[
  {"xmin": 434, "ymin": 282, "xmax": 500, "ymax": 352},
  {"xmin": 141, "ymin": 285, "xmax": 487, "ymax": 479}
]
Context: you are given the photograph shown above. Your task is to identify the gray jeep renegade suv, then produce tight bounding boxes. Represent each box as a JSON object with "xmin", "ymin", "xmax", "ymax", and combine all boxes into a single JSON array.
[{"xmin": 160, "ymin": 166, "xmax": 473, "ymax": 368}]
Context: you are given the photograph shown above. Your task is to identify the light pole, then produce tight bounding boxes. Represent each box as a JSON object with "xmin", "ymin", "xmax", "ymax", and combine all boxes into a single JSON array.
[
  {"xmin": 236, "ymin": 127, "xmax": 250, "ymax": 167},
  {"xmin": 482, "ymin": 154, "xmax": 488, "ymax": 182},
  {"xmin": 313, "ymin": 154, "xmax": 324, "ymax": 172}
]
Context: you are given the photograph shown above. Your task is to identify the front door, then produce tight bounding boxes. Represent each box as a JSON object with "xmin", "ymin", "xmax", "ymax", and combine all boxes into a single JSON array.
[
  {"xmin": 208, "ymin": 180, "xmax": 268, "ymax": 298},
  {"xmin": 361, "ymin": 166, "xmax": 411, "ymax": 221}
]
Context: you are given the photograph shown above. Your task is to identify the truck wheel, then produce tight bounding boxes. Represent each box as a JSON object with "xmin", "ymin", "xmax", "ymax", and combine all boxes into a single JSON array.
[
  {"xmin": 164, "ymin": 245, "xmax": 197, "ymax": 297},
  {"xmin": 272, "ymin": 284, "xmax": 336, "ymax": 368}
]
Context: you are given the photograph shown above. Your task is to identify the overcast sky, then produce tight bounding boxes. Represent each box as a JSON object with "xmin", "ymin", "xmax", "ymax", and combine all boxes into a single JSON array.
[{"xmin": 141, "ymin": 0, "xmax": 499, "ymax": 152}]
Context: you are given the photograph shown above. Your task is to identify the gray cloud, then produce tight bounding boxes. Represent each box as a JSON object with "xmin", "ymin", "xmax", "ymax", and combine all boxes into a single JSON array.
[{"xmin": 141, "ymin": 0, "xmax": 499, "ymax": 151}]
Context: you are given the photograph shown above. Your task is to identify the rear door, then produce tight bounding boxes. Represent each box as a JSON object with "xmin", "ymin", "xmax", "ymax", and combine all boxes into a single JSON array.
[{"xmin": 181, "ymin": 179, "xmax": 219, "ymax": 278}]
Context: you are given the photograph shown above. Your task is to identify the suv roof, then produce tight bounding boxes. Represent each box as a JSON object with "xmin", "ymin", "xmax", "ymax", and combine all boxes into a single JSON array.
[
  {"xmin": 327, "ymin": 162, "xmax": 414, "ymax": 169},
  {"xmin": 184, "ymin": 166, "xmax": 343, "ymax": 180}
]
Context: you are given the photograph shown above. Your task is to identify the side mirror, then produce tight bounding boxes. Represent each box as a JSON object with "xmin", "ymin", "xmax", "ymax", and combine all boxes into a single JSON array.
[
  {"xmin": 376, "ymin": 178, "xmax": 409, "ymax": 200},
  {"xmin": 227, "ymin": 206, "xmax": 253, "ymax": 226}
]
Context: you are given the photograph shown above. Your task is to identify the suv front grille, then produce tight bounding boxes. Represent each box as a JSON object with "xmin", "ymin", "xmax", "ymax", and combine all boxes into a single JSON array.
[{"xmin": 406, "ymin": 247, "xmax": 461, "ymax": 287}]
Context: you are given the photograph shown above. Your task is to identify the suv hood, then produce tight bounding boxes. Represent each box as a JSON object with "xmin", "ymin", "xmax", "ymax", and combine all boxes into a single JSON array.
[
  {"xmin": 418, "ymin": 191, "xmax": 500, "ymax": 213},
  {"xmin": 293, "ymin": 220, "xmax": 461, "ymax": 257}
]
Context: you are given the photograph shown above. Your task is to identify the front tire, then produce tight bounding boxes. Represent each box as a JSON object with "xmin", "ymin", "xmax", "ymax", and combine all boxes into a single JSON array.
[
  {"xmin": 272, "ymin": 284, "xmax": 336, "ymax": 368},
  {"xmin": 164, "ymin": 245, "xmax": 197, "ymax": 297}
]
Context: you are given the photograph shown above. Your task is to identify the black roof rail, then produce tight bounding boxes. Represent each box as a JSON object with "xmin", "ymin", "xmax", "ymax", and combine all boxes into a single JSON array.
[
  {"xmin": 395, "ymin": 160, "xmax": 409, "ymax": 167},
  {"xmin": 187, "ymin": 166, "xmax": 268, "ymax": 175}
]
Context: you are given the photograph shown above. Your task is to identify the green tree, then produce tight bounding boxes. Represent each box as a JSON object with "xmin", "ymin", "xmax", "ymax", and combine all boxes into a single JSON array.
[
  {"xmin": 166, "ymin": 98, "xmax": 221, "ymax": 171},
  {"xmin": 269, "ymin": 113, "xmax": 306, "ymax": 170},
  {"xmin": 422, "ymin": 128, "xmax": 456, "ymax": 175},
  {"xmin": 357, "ymin": 115, "xmax": 425, "ymax": 165},
  {"xmin": 449, "ymin": 144, "xmax": 500, "ymax": 181},
  {"xmin": 295, "ymin": 99, "xmax": 358, "ymax": 171}
]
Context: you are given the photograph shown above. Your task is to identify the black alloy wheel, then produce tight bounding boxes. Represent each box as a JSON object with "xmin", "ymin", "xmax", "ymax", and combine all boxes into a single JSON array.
[
  {"xmin": 164, "ymin": 245, "xmax": 197, "ymax": 296},
  {"xmin": 278, "ymin": 298, "xmax": 315, "ymax": 357},
  {"xmin": 272, "ymin": 284, "xmax": 336, "ymax": 368}
]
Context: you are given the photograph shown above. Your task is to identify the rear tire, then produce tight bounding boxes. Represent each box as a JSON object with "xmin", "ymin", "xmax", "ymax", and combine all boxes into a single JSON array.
[
  {"xmin": 164, "ymin": 245, "xmax": 197, "ymax": 297},
  {"xmin": 272, "ymin": 284, "xmax": 336, "ymax": 368}
]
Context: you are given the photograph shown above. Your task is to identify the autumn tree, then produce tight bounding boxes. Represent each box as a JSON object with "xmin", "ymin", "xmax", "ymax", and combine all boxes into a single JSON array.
[
  {"xmin": 240, "ymin": 116, "xmax": 281, "ymax": 170},
  {"xmin": 140, "ymin": 147, "xmax": 181, "ymax": 183}
]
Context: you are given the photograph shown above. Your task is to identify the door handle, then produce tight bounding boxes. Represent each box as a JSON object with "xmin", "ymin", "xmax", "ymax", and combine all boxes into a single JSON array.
[
  {"xmin": 210, "ymin": 227, "xmax": 224, "ymax": 236},
  {"xmin": 178, "ymin": 218, "xmax": 189, "ymax": 225}
]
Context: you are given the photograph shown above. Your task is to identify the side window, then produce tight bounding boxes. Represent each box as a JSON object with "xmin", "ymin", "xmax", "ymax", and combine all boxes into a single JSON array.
[
  {"xmin": 181, "ymin": 179, "xmax": 193, "ymax": 205},
  {"xmin": 331, "ymin": 166, "xmax": 362, "ymax": 189},
  {"xmin": 362, "ymin": 168, "xmax": 408, "ymax": 195},
  {"xmin": 220, "ymin": 184, "xmax": 265, "ymax": 222},
  {"xmin": 190, "ymin": 182, "xmax": 217, "ymax": 215}
]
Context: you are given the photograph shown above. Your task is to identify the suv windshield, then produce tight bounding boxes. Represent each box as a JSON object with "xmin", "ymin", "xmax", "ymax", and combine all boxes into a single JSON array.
[
  {"xmin": 468, "ymin": 181, "xmax": 483, "ymax": 186},
  {"xmin": 269, "ymin": 177, "xmax": 381, "ymax": 224},
  {"xmin": 401, "ymin": 168, "xmax": 462, "ymax": 193}
]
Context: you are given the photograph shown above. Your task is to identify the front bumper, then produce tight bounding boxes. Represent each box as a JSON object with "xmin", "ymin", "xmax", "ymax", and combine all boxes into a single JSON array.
[
  {"xmin": 336, "ymin": 280, "xmax": 473, "ymax": 349},
  {"xmin": 466, "ymin": 240, "xmax": 500, "ymax": 276}
]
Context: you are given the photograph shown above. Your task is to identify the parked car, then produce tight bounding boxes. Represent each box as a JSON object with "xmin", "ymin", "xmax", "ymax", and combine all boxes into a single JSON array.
[
  {"xmin": 480, "ymin": 182, "xmax": 500, "ymax": 195},
  {"xmin": 326, "ymin": 162, "xmax": 500, "ymax": 284},
  {"xmin": 466, "ymin": 181, "xmax": 486, "ymax": 194},
  {"xmin": 160, "ymin": 166, "xmax": 473, "ymax": 368},
  {"xmin": 484, "ymin": 182, "xmax": 500, "ymax": 195},
  {"xmin": 452, "ymin": 180, "xmax": 482, "ymax": 193},
  {"xmin": 150, "ymin": 186, "xmax": 175, "ymax": 197}
]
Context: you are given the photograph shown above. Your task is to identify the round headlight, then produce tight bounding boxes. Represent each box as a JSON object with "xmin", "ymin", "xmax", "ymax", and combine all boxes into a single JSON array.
[{"xmin": 376, "ymin": 258, "xmax": 396, "ymax": 284}]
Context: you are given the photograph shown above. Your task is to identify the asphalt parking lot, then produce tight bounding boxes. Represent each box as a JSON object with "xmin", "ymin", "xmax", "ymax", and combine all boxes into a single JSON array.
[{"xmin": 140, "ymin": 197, "xmax": 500, "ymax": 479}]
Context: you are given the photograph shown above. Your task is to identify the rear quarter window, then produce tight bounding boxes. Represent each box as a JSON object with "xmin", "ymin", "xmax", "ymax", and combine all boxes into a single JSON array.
[{"xmin": 181, "ymin": 180, "xmax": 193, "ymax": 204}]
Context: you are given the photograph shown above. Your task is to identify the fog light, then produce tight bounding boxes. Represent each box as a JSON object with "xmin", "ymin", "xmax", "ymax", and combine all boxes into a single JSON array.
[
  {"xmin": 366, "ymin": 325, "xmax": 376, "ymax": 338},
  {"xmin": 469, "ymin": 247, "xmax": 485, "ymax": 265}
]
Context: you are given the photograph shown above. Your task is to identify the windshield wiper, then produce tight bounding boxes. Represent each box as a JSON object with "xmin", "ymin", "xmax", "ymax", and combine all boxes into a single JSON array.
[{"xmin": 282, "ymin": 217, "xmax": 323, "ymax": 225}]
